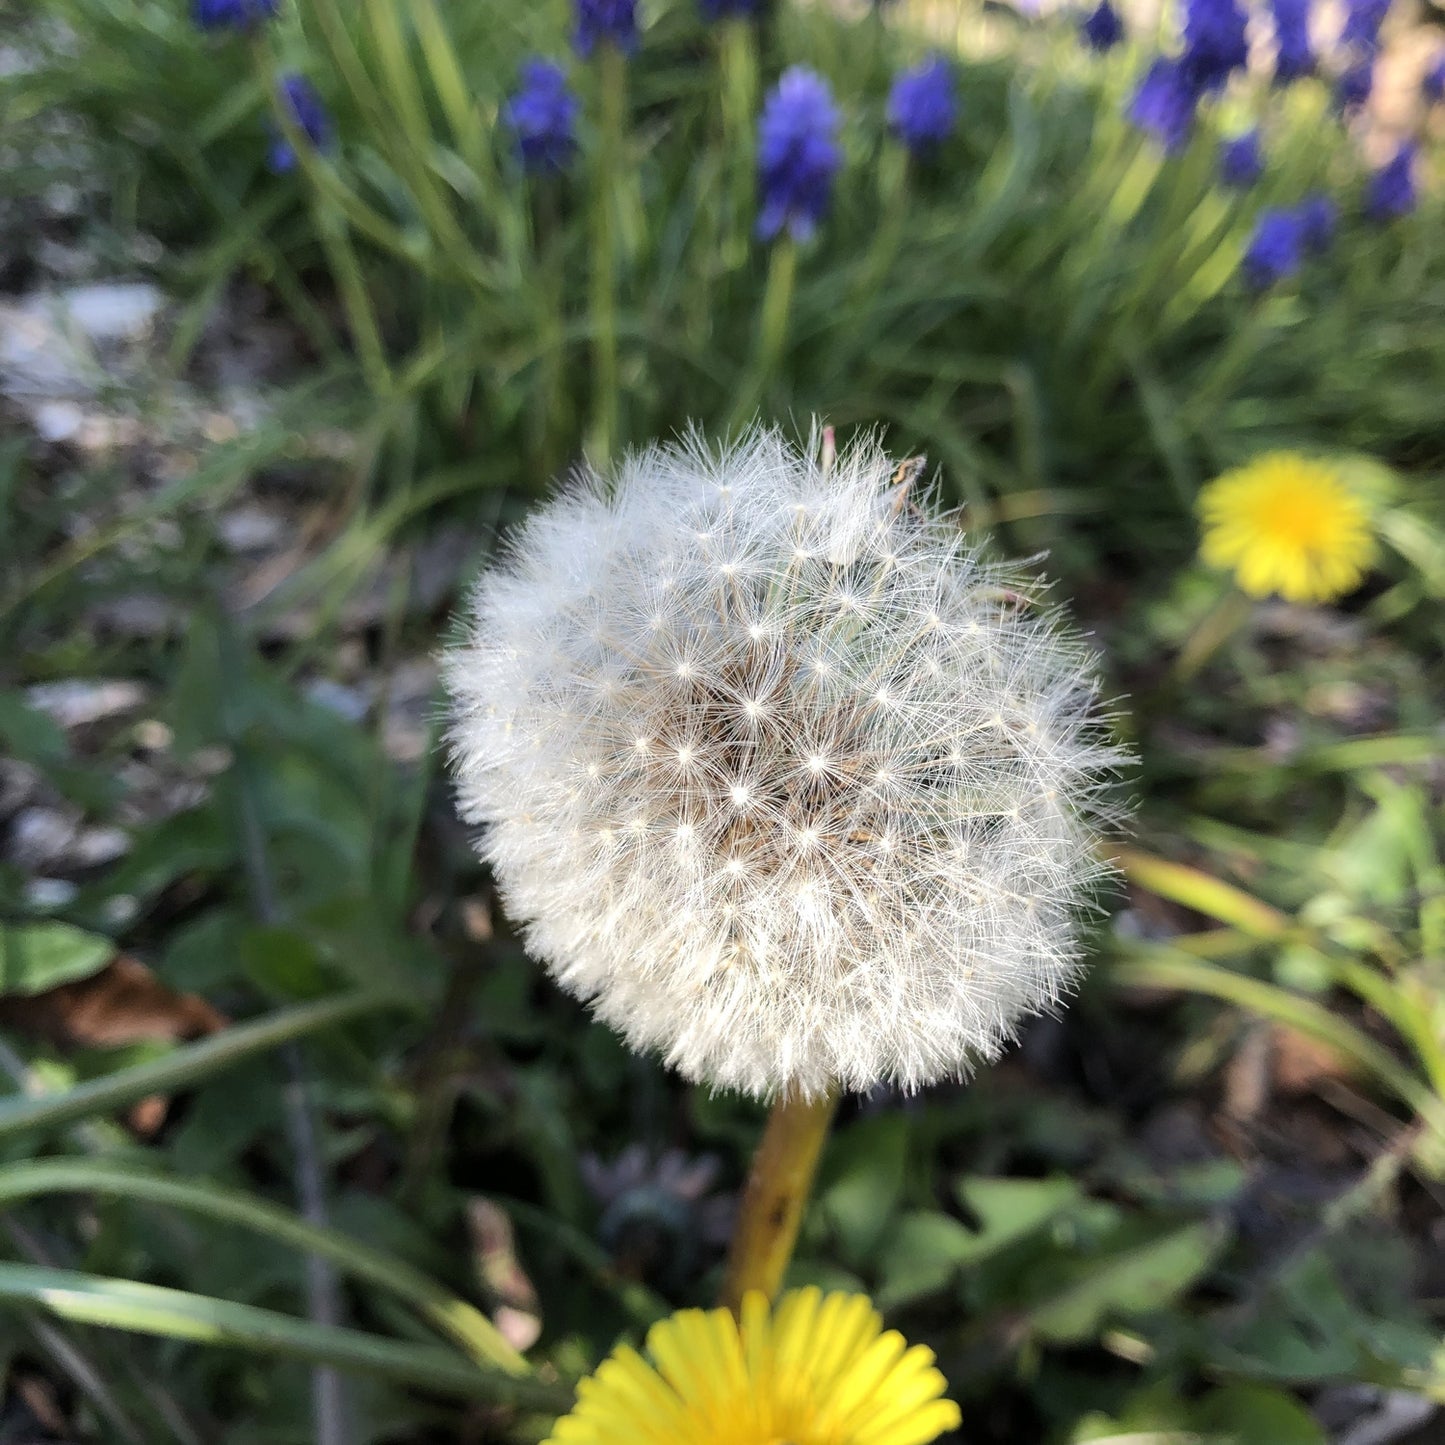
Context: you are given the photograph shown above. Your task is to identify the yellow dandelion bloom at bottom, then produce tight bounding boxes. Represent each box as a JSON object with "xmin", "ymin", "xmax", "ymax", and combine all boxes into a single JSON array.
[
  {"xmin": 546, "ymin": 1288, "xmax": 962, "ymax": 1445},
  {"xmin": 1197, "ymin": 452, "xmax": 1376, "ymax": 604}
]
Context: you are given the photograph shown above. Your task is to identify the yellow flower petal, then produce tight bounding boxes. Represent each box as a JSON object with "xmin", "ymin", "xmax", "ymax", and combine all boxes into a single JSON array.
[
  {"xmin": 543, "ymin": 1289, "xmax": 961, "ymax": 1445},
  {"xmin": 1197, "ymin": 452, "xmax": 1376, "ymax": 604}
]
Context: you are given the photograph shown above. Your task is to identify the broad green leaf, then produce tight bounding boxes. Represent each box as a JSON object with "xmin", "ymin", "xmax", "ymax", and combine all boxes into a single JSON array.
[
  {"xmin": 1193, "ymin": 1385, "xmax": 1326, "ymax": 1445},
  {"xmin": 1027, "ymin": 1218, "xmax": 1225, "ymax": 1343},
  {"xmin": 0, "ymin": 922, "xmax": 113, "ymax": 996},
  {"xmin": 815, "ymin": 1115, "xmax": 910, "ymax": 1266},
  {"xmin": 953, "ymin": 1176, "xmax": 1082, "ymax": 1258}
]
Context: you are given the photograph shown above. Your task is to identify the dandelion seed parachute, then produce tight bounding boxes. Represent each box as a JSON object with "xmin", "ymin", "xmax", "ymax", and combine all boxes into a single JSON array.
[{"xmin": 445, "ymin": 429, "xmax": 1124, "ymax": 1101}]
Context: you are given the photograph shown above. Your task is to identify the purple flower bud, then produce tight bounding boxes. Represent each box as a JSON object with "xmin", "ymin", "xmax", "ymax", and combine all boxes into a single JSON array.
[
  {"xmin": 1219, "ymin": 129, "xmax": 1264, "ymax": 188},
  {"xmin": 1270, "ymin": 0, "xmax": 1314, "ymax": 81},
  {"xmin": 1423, "ymin": 54, "xmax": 1445, "ymax": 103},
  {"xmin": 575, "ymin": 0, "xmax": 639, "ymax": 58},
  {"xmin": 1243, "ymin": 207, "xmax": 1306, "ymax": 288},
  {"xmin": 504, "ymin": 59, "xmax": 580, "ymax": 175},
  {"xmin": 1366, "ymin": 141, "xmax": 1417, "ymax": 221},
  {"xmin": 1340, "ymin": 0, "xmax": 1389, "ymax": 53},
  {"xmin": 886, "ymin": 57, "xmax": 959, "ymax": 154},
  {"xmin": 1335, "ymin": 58, "xmax": 1374, "ymax": 113},
  {"xmin": 268, "ymin": 74, "xmax": 332, "ymax": 174},
  {"xmin": 1181, "ymin": 0, "xmax": 1250, "ymax": 90},
  {"xmin": 1081, "ymin": 0, "xmax": 1125, "ymax": 51},
  {"xmin": 1297, "ymin": 193, "xmax": 1337, "ymax": 251},
  {"xmin": 1128, "ymin": 58, "xmax": 1200, "ymax": 152},
  {"xmin": 193, "ymin": 0, "xmax": 276, "ymax": 30},
  {"xmin": 756, "ymin": 67, "xmax": 843, "ymax": 243}
]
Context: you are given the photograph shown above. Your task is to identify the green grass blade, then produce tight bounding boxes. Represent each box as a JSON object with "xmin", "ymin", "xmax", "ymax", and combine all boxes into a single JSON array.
[
  {"xmin": 0, "ymin": 1265, "xmax": 569, "ymax": 1410},
  {"xmin": 0, "ymin": 1160, "xmax": 528, "ymax": 1376},
  {"xmin": 0, "ymin": 993, "xmax": 399, "ymax": 1142}
]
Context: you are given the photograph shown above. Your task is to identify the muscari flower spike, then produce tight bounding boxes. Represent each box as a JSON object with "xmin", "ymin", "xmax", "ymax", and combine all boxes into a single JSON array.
[
  {"xmin": 1335, "ymin": 58, "xmax": 1374, "ymax": 112},
  {"xmin": 1367, "ymin": 141, "xmax": 1417, "ymax": 221},
  {"xmin": 1128, "ymin": 58, "xmax": 1200, "ymax": 152},
  {"xmin": 444, "ymin": 428, "xmax": 1124, "ymax": 1101},
  {"xmin": 756, "ymin": 68, "xmax": 843, "ymax": 243},
  {"xmin": 1270, "ymin": 0, "xmax": 1315, "ymax": 81},
  {"xmin": 575, "ymin": 0, "xmax": 639, "ymax": 57},
  {"xmin": 268, "ymin": 75, "xmax": 332, "ymax": 174},
  {"xmin": 1219, "ymin": 129, "xmax": 1264, "ymax": 187},
  {"xmin": 699, "ymin": 0, "xmax": 763, "ymax": 16},
  {"xmin": 193, "ymin": 0, "xmax": 276, "ymax": 30},
  {"xmin": 1298, "ymin": 193, "xmax": 1338, "ymax": 251},
  {"xmin": 504, "ymin": 59, "xmax": 580, "ymax": 175},
  {"xmin": 1242, "ymin": 207, "xmax": 1306, "ymax": 288},
  {"xmin": 1181, "ymin": 0, "xmax": 1250, "ymax": 90},
  {"xmin": 1198, "ymin": 453, "xmax": 1375, "ymax": 603},
  {"xmin": 1081, "ymin": 0, "xmax": 1125, "ymax": 50},
  {"xmin": 886, "ymin": 57, "xmax": 959, "ymax": 155},
  {"xmin": 1424, "ymin": 54, "xmax": 1445, "ymax": 103},
  {"xmin": 1340, "ymin": 0, "xmax": 1390, "ymax": 53},
  {"xmin": 544, "ymin": 1288, "xmax": 961, "ymax": 1445}
]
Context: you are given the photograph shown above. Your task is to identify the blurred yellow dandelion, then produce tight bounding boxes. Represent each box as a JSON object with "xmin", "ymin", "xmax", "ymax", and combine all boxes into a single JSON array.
[
  {"xmin": 1197, "ymin": 452, "xmax": 1375, "ymax": 603},
  {"xmin": 545, "ymin": 1287, "xmax": 962, "ymax": 1445}
]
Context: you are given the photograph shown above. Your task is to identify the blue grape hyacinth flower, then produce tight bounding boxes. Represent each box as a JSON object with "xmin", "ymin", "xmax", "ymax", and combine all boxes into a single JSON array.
[
  {"xmin": 1128, "ymin": 58, "xmax": 1199, "ymax": 152},
  {"xmin": 1340, "ymin": 0, "xmax": 1389, "ymax": 52},
  {"xmin": 1367, "ymin": 142, "xmax": 1417, "ymax": 220},
  {"xmin": 504, "ymin": 59, "xmax": 580, "ymax": 175},
  {"xmin": 1298, "ymin": 193, "xmax": 1338, "ymax": 251},
  {"xmin": 1081, "ymin": 0, "xmax": 1125, "ymax": 51},
  {"xmin": 1243, "ymin": 208, "xmax": 1306, "ymax": 288},
  {"xmin": 887, "ymin": 57, "xmax": 959, "ymax": 154},
  {"xmin": 1270, "ymin": 0, "xmax": 1314, "ymax": 80},
  {"xmin": 268, "ymin": 75, "xmax": 332, "ymax": 173},
  {"xmin": 194, "ymin": 0, "xmax": 276, "ymax": 29},
  {"xmin": 1335, "ymin": 59, "xmax": 1374, "ymax": 113},
  {"xmin": 1182, "ymin": 0, "xmax": 1249, "ymax": 90},
  {"xmin": 575, "ymin": 0, "xmax": 639, "ymax": 57},
  {"xmin": 1220, "ymin": 130, "xmax": 1263, "ymax": 187},
  {"xmin": 699, "ymin": 0, "xmax": 762, "ymax": 15},
  {"xmin": 756, "ymin": 67, "xmax": 843, "ymax": 242},
  {"xmin": 1423, "ymin": 54, "xmax": 1445, "ymax": 103}
]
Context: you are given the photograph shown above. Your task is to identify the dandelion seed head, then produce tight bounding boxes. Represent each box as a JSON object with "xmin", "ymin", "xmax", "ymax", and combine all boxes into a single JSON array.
[{"xmin": 445, "ymin": 428, "xmax": 1127, "ymax": 1100}]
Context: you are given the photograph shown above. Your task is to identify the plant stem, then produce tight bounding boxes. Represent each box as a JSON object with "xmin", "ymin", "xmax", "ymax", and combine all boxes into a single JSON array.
[
  {"xmin": 718, "ymin": 17, "xmax": 758, "ymax": 269},
  {"xmin": 719, "ymin": 1088, "xmax": 837, "ymax": 1313},
  {"xmin": 1174, "ymin": 585, "xmax": 1251, "ymax": 681},
  {"xmin": 729, "ymin": 236, "xmax": 796, "ymax": 432},
  {"xmin": 588, "ymin": 44, "xmax": 627, "ymax": 465}
]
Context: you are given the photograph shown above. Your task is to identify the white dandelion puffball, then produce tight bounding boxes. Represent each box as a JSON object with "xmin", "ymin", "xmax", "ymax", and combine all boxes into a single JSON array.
[{"xmin": 445, "ymin": 428, "xmax": 1125, "ymax": 1100}]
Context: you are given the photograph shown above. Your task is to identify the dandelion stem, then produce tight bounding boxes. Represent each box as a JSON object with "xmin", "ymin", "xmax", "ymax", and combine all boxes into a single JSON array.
[
  {"xmin": 720, "ymin": 1088, "xmax": 837, "ymax": 1312},
  {"xmin": 588, "ymin": 44, "xmax": 628, "ymax": 464}
]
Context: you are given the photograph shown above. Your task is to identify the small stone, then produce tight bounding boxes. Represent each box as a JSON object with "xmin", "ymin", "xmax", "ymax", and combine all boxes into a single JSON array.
[
  {"xmin": 72, "ymin": 825, "xmax": 131, "ymax": 867},
  {"xmin": 8, "ymin": 807, "xmax": 78, "ymax": 868},
  {"xmin": 25, "ymin": 877, "xmax": 80, "ymax": 910},
  {"xmin": 32, "ymin": 399, "xmax": 84, "ymax": 442},
  {"xmin": 25, "ymin": 679, "xmax": 148, "ymax": 729},
  {"xmin": 59, "ymin": 282, "xmax": 164, "ymax": 344},
  {"xmin": 217, "ymin": 504, "xmax": 286, "ymax": 554}
]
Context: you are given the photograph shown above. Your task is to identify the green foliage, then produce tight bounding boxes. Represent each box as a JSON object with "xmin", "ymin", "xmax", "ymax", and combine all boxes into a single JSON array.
[{"xmin": 3, "ymin": 0, "xmax": 1444, "ymax": 1439}]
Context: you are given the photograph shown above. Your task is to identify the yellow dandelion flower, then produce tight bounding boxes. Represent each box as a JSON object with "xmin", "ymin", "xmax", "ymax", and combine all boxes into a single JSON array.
[
  {"xmin": 1197, "ymin": 452, "xmax": 1376, "ymax": 604},
  {"xmin": 546, "ymin": 1287, "xmax": 962, "ymax": 1445}
]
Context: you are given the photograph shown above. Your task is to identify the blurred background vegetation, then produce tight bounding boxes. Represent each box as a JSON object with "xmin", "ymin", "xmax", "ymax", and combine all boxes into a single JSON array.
[{"xmin": 1, "ymin": 0, "xmax": 1443, "ymax": 1439}]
